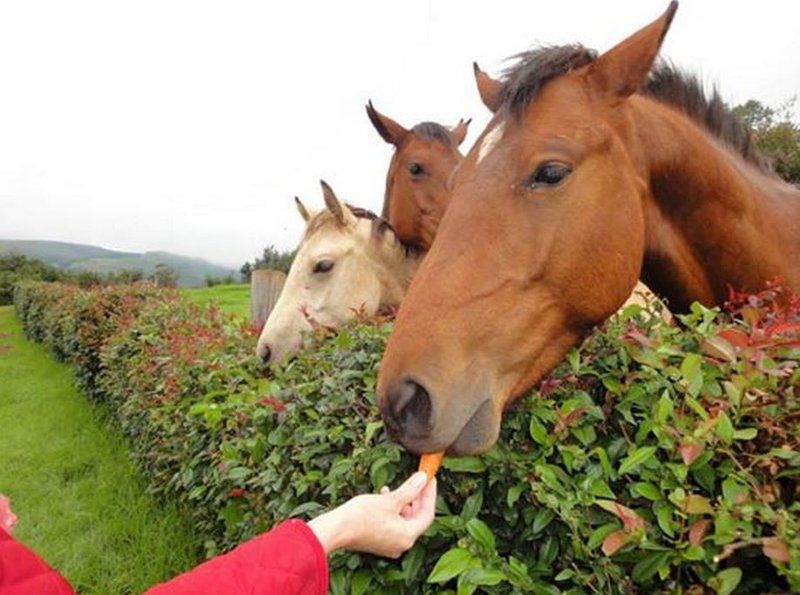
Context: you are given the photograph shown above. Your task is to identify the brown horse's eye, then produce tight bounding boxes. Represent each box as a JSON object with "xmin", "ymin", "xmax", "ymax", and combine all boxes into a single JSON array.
[
  {"xmin": 409, "ymin": 163, "xmax": 425, "ymax": 177},
  {"xmin": 528, "ymin": 162, "xmax": 572, "ymax": 189},
  {"xmin": 313, "ymin": 259, "xmax": 334, "ymax": 274}
]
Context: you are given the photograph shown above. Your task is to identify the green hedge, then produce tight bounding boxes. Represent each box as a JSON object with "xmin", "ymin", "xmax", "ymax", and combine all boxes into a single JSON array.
[{"xmin": 12, "ymin": 281, "xmax": 800, "ymax": 593}]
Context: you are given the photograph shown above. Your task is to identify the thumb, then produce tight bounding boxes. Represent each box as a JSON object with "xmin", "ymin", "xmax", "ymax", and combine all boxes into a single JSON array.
[{"xmin": 390, "ymin": 472, "xmax": 428, "ymax": 506}]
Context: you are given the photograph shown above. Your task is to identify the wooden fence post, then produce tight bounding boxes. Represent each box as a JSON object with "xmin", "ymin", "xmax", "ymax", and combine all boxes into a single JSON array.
[{"xmin": 250, "ymin": 269, "xmax": 287, "ymax": 329}]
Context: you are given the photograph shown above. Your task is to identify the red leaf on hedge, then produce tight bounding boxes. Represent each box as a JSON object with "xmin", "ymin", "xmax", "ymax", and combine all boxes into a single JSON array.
[
  {"xmin": 762, "ymin": 537, "xmax": 791, "ymax": 563},
  {"xmin": 622, "ymin": 325, "xmax": 657, "ymax": 348},
  {"xmin": 228, "ymin": 488, "xmax": 246, "ymax": 498},
  {"xmin": 538, "ymin": 377, "xmax": 564, "ymax": 397},
  {"xmin": 602, "ymin": 530, "xmax": 630, "ymax": 556},
  {"xmin": 717, "ymin": 329, "xmax": 750, "ymax": 347},
  {"xmin": 554, "ymin": 407, "xmax": 588, "ymax": 433},
  {"xmin": 258, "ymin": 397, "xmax": 286, "ymax": 412},
  {"xmin": 689, "ymin": 519, "xmax": 710, "ymax": 546},
  {"xmin": 614, "ymin": 502, "xmax": 645, "ymax": 532},
  {"xmin": 700, "ymin": 336, "xmax": 737, "ymax": 362},
  {"xmin": 763, "ymin": 322, "xmax": 800, "ymax": 337},
  {"xmin": 679, "ymin": 442, "xmax": 703, "ymax": 466}
]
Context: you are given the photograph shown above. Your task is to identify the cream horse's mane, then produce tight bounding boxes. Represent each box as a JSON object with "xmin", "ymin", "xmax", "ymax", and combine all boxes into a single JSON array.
[
  {"xmin": 256, "ymin": 182, "xmax": 422, "ymax": 365},
  {"xmin": 302, "ymin": 203, "xmax": 422, "ymax": 271}
]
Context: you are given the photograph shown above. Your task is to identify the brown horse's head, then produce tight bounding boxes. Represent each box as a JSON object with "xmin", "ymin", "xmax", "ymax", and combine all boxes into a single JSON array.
[
  {"xmin": 378, "ymin": 3, "xmax": 679, "ymax": 455},
  {"xmin": 366, "ymin": 101, "xmax": 470, "ymax": 250}
]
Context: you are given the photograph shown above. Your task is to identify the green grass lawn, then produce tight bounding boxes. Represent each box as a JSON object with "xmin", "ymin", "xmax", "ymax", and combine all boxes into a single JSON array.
[
  {"xmin": 0, "ymin": 306, "xmax": 199, "ymax": 593},
  {"xmin": 182, "ymin": 283, "xmax": 250, "ymax": 319}
]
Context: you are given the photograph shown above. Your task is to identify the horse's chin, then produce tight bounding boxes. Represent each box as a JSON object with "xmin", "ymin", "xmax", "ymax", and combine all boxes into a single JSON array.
[
  {"xmin": 384, "ymin": 396, "xmax": 501, "ymax": 456},
  {"xmin": 446, "ymin": 398, "xmax": 502, "ymax": 456}
]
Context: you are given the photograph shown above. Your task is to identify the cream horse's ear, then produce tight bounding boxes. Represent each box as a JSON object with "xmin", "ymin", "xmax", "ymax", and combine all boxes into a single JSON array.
[
  {"xmin": 294, "ymin": 196, "xmax": 311, "ymax": 222},
  {"xmin": 320, "ymin": 180, "xmax": 355, "ymax": 226}
]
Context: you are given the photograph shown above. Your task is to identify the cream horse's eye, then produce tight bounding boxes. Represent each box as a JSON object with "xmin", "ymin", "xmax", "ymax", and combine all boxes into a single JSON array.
[{"xmin": 313, "ymin": 259, "xmax": 334, "ymax": 274}]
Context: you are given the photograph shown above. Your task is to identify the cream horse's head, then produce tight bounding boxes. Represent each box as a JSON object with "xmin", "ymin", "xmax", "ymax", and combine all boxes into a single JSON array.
[{"xmin": 256, "ymin": 181, "xmax": 421, "ymax": 365}]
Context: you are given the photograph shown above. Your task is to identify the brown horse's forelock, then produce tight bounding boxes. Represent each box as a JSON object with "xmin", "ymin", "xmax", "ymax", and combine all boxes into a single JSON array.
[
  {"xmin": 303, "ymin": 205, "xmax": 422, "ymax": 257},
  {"xmin": 411, "ymin": 122, "xmax": 454, "ymax": 147},
  {"xmin": 500, "ymin": 44, "xmax": 597, "ymax": 113},
  {"xmin": 500, "ymin": 46, "xmax": 771, "ymax": 173}
]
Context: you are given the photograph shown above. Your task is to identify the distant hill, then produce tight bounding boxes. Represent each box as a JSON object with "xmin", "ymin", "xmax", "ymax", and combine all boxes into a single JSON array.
[{"xmin": 0, "ymin": 240, "xmax": 237, "ymax": 287}]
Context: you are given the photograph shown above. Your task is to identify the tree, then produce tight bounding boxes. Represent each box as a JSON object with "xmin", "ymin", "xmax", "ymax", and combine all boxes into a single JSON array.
[
  {"xmin": 108, "ymin": 269, "xmax": 144, "ymax": 284},
  {"xmin": 733, "ymin": 98, "xmax": 800, "ymax": 184},
  {"xmin": 150, "ymin": 263, "xmax": 178, "ymax": 288},
  {"xmin": 0, "ymin": 253, "xmax": 63, "ymax": 304},
  {"xmin": 240, "ymin": 245, "xmax": 295, "ymax": 282},
  {"xmin": 240, "ymin": 262, "xmax": 253, "ymax": 282},
  {"xmin": 731, "ymin": 99, "xmax": 776, "ymax": 130}
]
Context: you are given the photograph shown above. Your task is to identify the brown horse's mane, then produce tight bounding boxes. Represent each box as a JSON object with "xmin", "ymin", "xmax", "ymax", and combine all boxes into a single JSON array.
[
  {"xmin": 500, "ymin": 45, "xmax": 772, "ymax": 173},
  {"xmin": 304, "ymin": 204, "xmax": 422, "ymax": 257},
  {"xmin": 411, "ymin": 122, "xmax": 454, "ymax": 147}
]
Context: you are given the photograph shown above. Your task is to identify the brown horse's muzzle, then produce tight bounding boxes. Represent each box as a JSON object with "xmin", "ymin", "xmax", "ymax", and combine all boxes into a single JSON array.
[{"xmin": 377, "ymin": 352, "xmax": 503, "ymax": 455}]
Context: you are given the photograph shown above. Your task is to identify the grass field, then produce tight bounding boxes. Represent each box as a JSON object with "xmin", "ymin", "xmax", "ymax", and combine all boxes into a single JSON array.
[
  {"xmin": 0, "ymin": 306, "xmax": 199, "ymax": 593},
  {"xmin": 182, "ymin": 283, "xmax": 250, "ymax": 318}
]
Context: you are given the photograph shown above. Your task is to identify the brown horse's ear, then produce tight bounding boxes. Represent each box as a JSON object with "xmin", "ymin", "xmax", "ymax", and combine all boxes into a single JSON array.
[
  {"xmin": 294, "ymin": 196, "xmax": 311, "ymax": 222},
  {"xmin": 587, "ymin": 1, "xmax": 678, "ymax": 101},
  {"xmin": 450, "ymin": 118, "xmax": 471, "ymax": 147},
  {"xmin": 366, "ymin": 101, "xmax": 408, "ymax": 146},
  {"xmin": 473, "ymin": 62, "xmax": 503, "ymax": 112},
  {"xmin": 320, "ymin": 180, "xmax": 354, "ymax": 226}
]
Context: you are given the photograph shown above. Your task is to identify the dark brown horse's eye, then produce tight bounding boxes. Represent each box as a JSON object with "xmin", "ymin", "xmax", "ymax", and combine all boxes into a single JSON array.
[
  {"xmin": 529, "ymin": 163, "xmax": 572, "ymax": 188},
  {"xmin": 408, "ymin": 163, "xmax": 424, "ymax": 177},
  {"xmin": 313, "ymin": 259, "xmax": 334, "ymax": 274}
]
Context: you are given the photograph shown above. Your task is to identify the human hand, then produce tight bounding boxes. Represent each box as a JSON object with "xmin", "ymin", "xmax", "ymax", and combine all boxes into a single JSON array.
[
  {"xmin": 308, "ymin": 471, "xmax": 436, "ymax": 558},
  {"xmin": 0, "ymin": 494, "xmax": 17, "ymax": 534}
]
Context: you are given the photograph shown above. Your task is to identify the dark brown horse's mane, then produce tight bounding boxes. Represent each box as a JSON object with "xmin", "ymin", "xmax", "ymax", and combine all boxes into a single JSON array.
[
  {"xmin": 642, "ymin": 62, "xmax": 768, "ymax": 170},
  {"xmin": 305, "ymin": 204, "xmax": 422, "ymax": 257},
  {"xmin": 411, "ymin": 122, "xmax": 454, "ymax": 147},
  {"xmin": 500, "ymin": 45, "xmax": 770, "ymax": 173}
]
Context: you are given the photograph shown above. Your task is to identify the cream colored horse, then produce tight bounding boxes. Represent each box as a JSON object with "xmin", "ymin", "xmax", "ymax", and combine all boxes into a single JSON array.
[{"xmin": 256, "ymin": 181, "xmax": 422, "ymax": 364}]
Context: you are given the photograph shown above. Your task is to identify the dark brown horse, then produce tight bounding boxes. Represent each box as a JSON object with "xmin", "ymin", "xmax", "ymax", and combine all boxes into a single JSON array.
[
  {"xmin": 366, "ymin": 101, "xmax": 469, "ymax": 250},
  {"xmin": 377, "ymin": 2, "xmax": 800, "ymax": 456}
]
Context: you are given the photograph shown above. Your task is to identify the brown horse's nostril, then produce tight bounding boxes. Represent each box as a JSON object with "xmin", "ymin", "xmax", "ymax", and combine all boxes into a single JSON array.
[
  {"xmin": 260, "ymin": 345, "xmax": 272, "ymax": 364},
  {"xmin": 384, "ymin": 378, "xmax": 433, "ymax": 439}
]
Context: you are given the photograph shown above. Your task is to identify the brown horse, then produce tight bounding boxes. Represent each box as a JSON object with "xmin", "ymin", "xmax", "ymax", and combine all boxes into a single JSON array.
[
  {"xmin": 368, "ymin": 99, "xmax": 664, "ymax": 313},
  {"xmin": 366, "ymin": 101, "xmax": 469, "ymax": 250},
  {"xmin": 377, "ymin": 2, "xmax": 800, "ymax": 456}
]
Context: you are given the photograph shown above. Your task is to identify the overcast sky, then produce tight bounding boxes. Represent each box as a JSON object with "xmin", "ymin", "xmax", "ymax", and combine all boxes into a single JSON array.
[{"xmin": 1, "ymin": 0, "xmax": 798, "ymax": 268}]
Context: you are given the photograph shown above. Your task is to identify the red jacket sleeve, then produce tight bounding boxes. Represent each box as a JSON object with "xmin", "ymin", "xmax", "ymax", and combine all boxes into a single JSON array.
[
  {"xmin": 0, "ymin": 528, "xmax": 75, "ymax": 595},
  {"xmin": 146, "ymin": 520, "xmax": 328, "ymax": 595}
]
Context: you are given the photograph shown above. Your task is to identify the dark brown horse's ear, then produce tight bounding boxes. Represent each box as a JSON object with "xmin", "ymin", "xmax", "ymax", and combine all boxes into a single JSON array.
[
  {"xmin": 450, "ymin": 118, "xmax": 471, "ymax": 147},
  {"xmin": 366, "ymin": 101, "xmax": 408, "ymax": 146},
  {"xmin": 294, "ymin": 196, "xmax": 311, "ymax": 222},
  {"xmin": 473, "ymin": 62, "xmax": 503, "ymax": 112},
  {"xmin": 587, "ymin": 1, "xmax": 678, "ymax": 101}
]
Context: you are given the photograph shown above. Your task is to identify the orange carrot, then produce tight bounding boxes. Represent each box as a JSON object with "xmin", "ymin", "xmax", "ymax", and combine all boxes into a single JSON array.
[{"xmin": 418, "ymin": 452, "xmax": 445, "ymax": 482}]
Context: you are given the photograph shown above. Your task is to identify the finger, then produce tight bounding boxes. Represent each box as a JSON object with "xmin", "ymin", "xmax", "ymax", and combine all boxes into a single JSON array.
[
  {"xmin": 404, "ymin": 478, "xmax": 437, "ymax": 534},
  {"xmin": 390, "ymin": 471, "xmax": 428, "ymax": 507}
]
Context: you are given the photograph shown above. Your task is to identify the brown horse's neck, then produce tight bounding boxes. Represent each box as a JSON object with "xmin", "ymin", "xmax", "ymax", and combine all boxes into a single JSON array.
[{"xmin": 628, "ymin": 96, "xmax": 800, "ymax": 310}]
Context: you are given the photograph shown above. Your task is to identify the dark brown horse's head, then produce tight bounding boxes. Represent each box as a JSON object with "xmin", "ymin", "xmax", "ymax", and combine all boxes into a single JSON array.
[
  {"xmin": 378, "ymin": 3, "xmax": 679, "ymax": 455},
  {"xmin": 366, "ymin": 101, "xmax": 469, "ymax": 250}
]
